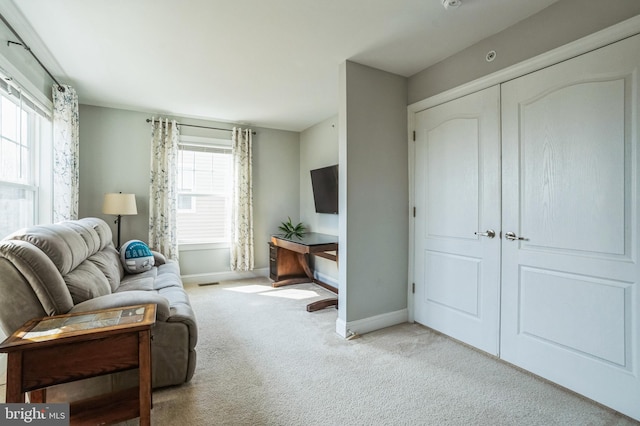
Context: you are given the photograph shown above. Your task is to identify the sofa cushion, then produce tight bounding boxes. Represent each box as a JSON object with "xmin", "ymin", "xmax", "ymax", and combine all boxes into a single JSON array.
[
  {"xmin": 117, "ymin": 268, "xmax": 157, "ymax": 292},
  {"xmin": 64, "ymin": 260, "xmax": 112, "ymax": 304},
  {"xmin": 88, "ymin": 247, "xmax": 123, "ymax": 292},
  {"xmin": 0, "ymin": 239, "xmax": 74, "ymax": 319},
  {"xmin": 158, "ymin": 286, "xmax": 191, "ymax": 308},
  {"xmin": 154, "ymin": 261, "xmax": 182, "ymax": 290},
  {"xmin": 60, "ymin": 220, "xmax": 101, "ymax": 255},
  {"xmin": 79, "ymin": 217, "xmax": 115, "ymax": 251},
  {"xmin": 8, "ymin": 224, "xmax": 90, "ymax": 275}
]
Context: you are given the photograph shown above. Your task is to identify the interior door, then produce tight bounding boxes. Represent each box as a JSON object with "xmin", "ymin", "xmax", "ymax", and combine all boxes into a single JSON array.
[
  {"xmin": 414, "ymin": 86, "xmax": 501, "ymax": 355},
  {"xmin": 500, "ymin": 34, "xmax": 640, "ymax": 420}
]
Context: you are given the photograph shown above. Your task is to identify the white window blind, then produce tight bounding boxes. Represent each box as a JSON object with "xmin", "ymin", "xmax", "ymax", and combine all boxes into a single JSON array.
[
  {"xmin": 0, "ymin": 74, "xmax": 52, "ymax": 239},
  {"xmin": 176, "ymin": 138, "xmax": 232, "ymax": 245}
]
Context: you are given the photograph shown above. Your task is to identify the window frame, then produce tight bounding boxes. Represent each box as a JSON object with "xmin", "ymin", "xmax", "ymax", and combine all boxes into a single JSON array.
[
  {"xmin": 177, "ymin": 135, "xmax": 232, "ymax": 250},
  {"xmin": 0, "ymin": 70, "xmax": 52, "ymax": 239}
]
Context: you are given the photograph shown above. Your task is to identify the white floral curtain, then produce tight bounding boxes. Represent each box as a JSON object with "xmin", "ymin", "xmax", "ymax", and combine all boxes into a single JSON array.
[
  {"xmin": 230, "ymin": 127, "xmax": 254, "ymax": 271},
  {"xmin": 52, "ymin": 84, "xmax": 79, "ymax": 222},
  {"xmin": 149, "ymin": 117, "xmax": 179, "ymax": 260}
]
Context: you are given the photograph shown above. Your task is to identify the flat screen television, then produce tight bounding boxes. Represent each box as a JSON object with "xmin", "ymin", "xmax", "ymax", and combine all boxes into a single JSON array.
[{"xmin": 310, "ymin": 164, "xmax": 338, "ymax": 214}]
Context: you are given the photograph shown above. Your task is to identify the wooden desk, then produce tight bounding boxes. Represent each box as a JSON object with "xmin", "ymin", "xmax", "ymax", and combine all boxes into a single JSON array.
[
  {"xmin": 0, "ymin": 304, "xmax": 156, "ymax": 426},
  {"xmin": 269, "ymin": 233, "xmax": 338, "ymax": 312}
]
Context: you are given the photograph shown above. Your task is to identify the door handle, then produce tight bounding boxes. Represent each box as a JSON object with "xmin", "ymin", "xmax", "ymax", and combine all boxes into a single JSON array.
[
  {"xmin": 505, "ymin": 231, "xmax": 527, "ymax": 241},
  {"xmin": 474, "ymin": 229, "xmax": 496, "ymax": 239}
]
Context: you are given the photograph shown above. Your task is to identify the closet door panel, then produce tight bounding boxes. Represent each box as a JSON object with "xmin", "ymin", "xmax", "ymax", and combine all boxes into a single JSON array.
[
  {"xmin": 518, "ymin": 267, "xmax": 628, "ymax": 365},
  {"xmin": 501, "ymin": 33, "xmax": 640, "ymax": 420},
  {"xmin": 414, "ymin": 85, "xmax": 501, "ymax": 356},
  {"xmin": 520, "ymin": 79, "xmax": 626, "ymax": 255},
  {"xmin": 426, "ymin": 118, "xmax": 479, "ymax": 240}
]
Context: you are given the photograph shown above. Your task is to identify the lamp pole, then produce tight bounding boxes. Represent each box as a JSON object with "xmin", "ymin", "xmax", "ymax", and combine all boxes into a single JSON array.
[{"xmin": 115, "ymin": 214, "xmax": 122, "ymax": 250}]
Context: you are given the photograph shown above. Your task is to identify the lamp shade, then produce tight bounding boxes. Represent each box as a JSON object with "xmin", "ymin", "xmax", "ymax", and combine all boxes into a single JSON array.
[{"xmin": 102, "ymin": 193, "xmax": 138, "ymax": 216}]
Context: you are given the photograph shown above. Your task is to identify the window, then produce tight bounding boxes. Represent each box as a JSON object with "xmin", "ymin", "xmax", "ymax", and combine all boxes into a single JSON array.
[
  {"xmin": 0, "ymin": 76, "xmax": 52, "ymax": 239},
  {"xmin": 176, "ymin": 136, "xmax": 232, "ymax": 245}
]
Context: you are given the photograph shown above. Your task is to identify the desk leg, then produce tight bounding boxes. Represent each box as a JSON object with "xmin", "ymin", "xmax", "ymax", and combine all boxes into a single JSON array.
[
  {"xmin": 138, "ymin": 330, "xmax": 152, "ymax": 426},
  {"xmin": 306, "ymin": 298, "xmax": 338, "ymax": 312},
  {"xmin": 5, "ymin": 353, "xmax": 25, "ymax": 403},
  {"xmin": 297, "ymin": 253, "xmax": 314, "ymax": 280},
  {"xmin": 272, "ymin": 252, "xmax": 314, "ymax": 288},
  {"xmin": 295, "ymin": 253, "xmax": 339, "ymax": 312}
]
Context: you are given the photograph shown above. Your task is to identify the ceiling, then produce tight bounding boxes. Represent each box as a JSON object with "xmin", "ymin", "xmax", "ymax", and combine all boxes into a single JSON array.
[{"xmin": 7, "ymin": 0, "xmax": 559, "ymax": 132}]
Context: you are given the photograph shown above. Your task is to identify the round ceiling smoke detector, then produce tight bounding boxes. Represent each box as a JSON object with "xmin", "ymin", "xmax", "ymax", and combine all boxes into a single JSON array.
[{"xmin": 442, "ymin": 0, "xmax": 462, "ymax": 9}]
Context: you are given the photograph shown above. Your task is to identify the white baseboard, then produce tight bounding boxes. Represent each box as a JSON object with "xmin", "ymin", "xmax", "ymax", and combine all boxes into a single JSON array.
[
  {"xmin": 314, "ymin": 271, "xmax": 338, "ymax": 289},
  {"xmin": 335, "ymin": 317, "xmax": 348, "ymax": 338},
  {"xmin": 181, "ymin": 267, "xmax": 269, "ymax": 286},
  {"xmin": 335, "ymin": 308, "xmax": 408, "ymax": 338},
  {"xmin": 182, "ymin": 268, "xmax": 335, "ymax": 288}
]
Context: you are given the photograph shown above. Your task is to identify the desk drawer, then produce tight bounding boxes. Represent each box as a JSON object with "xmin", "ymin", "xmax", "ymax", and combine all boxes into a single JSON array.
[{"xmin": 268, "ymin": 242, "xmax": 307, "ymax": 281}]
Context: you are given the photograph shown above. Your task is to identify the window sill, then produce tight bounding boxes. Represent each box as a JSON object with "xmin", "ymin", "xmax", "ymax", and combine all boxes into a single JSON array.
[{"xmin": 179, "ymin": 242, "xmax": 230, "ymax": 252}]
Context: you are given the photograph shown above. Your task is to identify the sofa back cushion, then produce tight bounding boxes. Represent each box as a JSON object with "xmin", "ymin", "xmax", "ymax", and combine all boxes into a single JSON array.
[
  {"xmin": 5, "ymin": 217, "xmax": 122, "ymax": 304},
  {"xmin": 0, "ymin": 239, "xmax": 74, "ymax": 331},
  {"xmin": 64, "ymin": 259, "xmax": 112, "ymax": 304},
  {"xmin": 78, "ymin": 217, "xmax": 124, "ymax": 291},
  {"xmin": 8, "ymin": 224, "xmax": 90, "ymax": 275},
  {"xmin": 76, "ymin": 217, "xmax": 117, "ymax": 253},
  {"xmin": 88, "ymin": 246, "xmax": 123, "ymax": 292},
  {"xmin": 60, "ymin": 220, "xmax": 101, "ymax": 256}
]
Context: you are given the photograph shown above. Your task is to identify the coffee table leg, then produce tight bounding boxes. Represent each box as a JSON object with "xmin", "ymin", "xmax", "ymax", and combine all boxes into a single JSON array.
[
  {"xmin": 28, "ymin": 389, "xmax": 46, "ymax": 403},
  {"xmin": 138, "ymin": 330, "xmax": 152, "ymax": 426},
  {"xmin": 6, "ymin": 353, "xmax": 25, "ymax": 403}
]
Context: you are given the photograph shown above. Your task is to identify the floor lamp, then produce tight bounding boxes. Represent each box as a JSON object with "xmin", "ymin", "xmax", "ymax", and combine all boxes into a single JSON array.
[{"xmin": 102, "ymin": 192, "xmax": 138, "ymax": 250}]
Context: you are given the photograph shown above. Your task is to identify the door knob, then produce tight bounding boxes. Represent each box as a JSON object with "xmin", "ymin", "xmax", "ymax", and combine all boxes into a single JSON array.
[
  {"xmin": 474, "ymin": 229, "xmax": 496, "ymax": 239},
  {"xmin": 505, "ymin": 231, "xmax": 527, "ymax": 241}
]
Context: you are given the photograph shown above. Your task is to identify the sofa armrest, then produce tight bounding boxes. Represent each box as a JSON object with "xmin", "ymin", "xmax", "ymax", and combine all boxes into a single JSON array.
[
  {"xmin": 151, "ymin": 250, "xmax": 166, "ymax": 266},
  {"xmin": 69, "ymin": 291, "xmax": 171, "ymax": 321},
  {"xmin": 167, "ymin": 303, "xmax": 198, "ymax": 349}
]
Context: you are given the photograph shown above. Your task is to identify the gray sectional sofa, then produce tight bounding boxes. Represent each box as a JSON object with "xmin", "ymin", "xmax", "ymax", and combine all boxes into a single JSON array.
[{"xmin": 0, "ymin": 217, "xmax": 197, "ymax": 398}]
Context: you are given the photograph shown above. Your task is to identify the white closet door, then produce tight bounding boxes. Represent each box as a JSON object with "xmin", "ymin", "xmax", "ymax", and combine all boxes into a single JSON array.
[
  {"xmin": 501, "ymin": 34, "xmax": 640, "ymax": 420},
  {"xmin": 414, "ymin": 86, "xmax": 501, "ymax": 355}
]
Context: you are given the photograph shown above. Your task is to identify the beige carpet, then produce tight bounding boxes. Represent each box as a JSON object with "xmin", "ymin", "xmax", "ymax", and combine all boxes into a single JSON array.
[{"xmin": 127, "ymin": 277, "xmax": 637, "ymax": 426}]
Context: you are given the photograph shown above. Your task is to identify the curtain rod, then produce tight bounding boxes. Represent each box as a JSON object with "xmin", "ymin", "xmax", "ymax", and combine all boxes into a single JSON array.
[
  {"xmin": 146, "ymin": 118, "xmax": 256, "ymax": 135},
  {"xmin": 0, "ymin": 13, "xmax": 65, "ymax": 92}
]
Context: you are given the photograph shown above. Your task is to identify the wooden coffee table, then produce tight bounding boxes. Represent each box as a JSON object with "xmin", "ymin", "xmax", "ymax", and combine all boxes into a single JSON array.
[{"xmin": 0, "ymin": 304, "xmax": 156, "ymax": 426}]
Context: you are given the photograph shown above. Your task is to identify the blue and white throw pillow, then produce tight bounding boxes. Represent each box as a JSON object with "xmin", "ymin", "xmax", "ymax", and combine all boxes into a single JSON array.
[{"xmin": 120, "ymin": 240, "xmax": 155, "ymax": 274}]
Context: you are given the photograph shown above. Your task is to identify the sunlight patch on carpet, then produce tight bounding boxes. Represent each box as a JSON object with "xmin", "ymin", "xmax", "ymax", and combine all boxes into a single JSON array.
[{"xmin": 261, "ymin": 288, "xmax": 320, "ymax": 300}]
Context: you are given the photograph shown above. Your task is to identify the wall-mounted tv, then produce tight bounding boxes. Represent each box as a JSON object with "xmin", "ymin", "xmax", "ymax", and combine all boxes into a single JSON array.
[{"xmin": 310, "ymin": 164, "xmax": 338, "ymax": 214}]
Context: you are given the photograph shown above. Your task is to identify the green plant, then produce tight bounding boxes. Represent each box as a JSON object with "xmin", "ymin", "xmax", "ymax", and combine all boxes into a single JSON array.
[{"xmin": 278, "ymin": 217, "xmax": 306, "ymax": 239}]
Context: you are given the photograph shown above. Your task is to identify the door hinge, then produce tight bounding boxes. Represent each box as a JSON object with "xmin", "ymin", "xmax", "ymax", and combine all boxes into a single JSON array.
[
  {"xmin": 413, "ymin": 130, "xmax": 416, "ymax": 141},
  {"xmin": 412, "ymin": 283, "xmax": 415, "ymax": 293},
  {"xmin": 413, "ymin": 207, "xmax": 416, "ymax": 217}
]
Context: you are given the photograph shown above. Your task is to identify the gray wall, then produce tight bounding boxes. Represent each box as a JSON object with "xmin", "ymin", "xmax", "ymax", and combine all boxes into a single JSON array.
[
  {"xmin": 79, "ymin": 106, "xmax": 150, "ymax": 243},
  {"xmin": 339, "ymin": 61, "xmax": 408, "ymax": 323},
  {"xmin": 300, "ymin": 115, "xmax": 339, "ymax": 285},
  {"xmin": 409, "ymin": 0, "xmax": 640, "ymax": 104},
  {"xmin": 78, "ymin": 104, "xmax": 300, "ymax": 277}
]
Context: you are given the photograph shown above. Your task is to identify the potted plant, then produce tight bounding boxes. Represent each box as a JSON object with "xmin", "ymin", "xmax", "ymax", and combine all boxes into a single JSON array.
[{"xmin": 278, "ymin": 217, "xmax": 306, "ymax": 239}]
